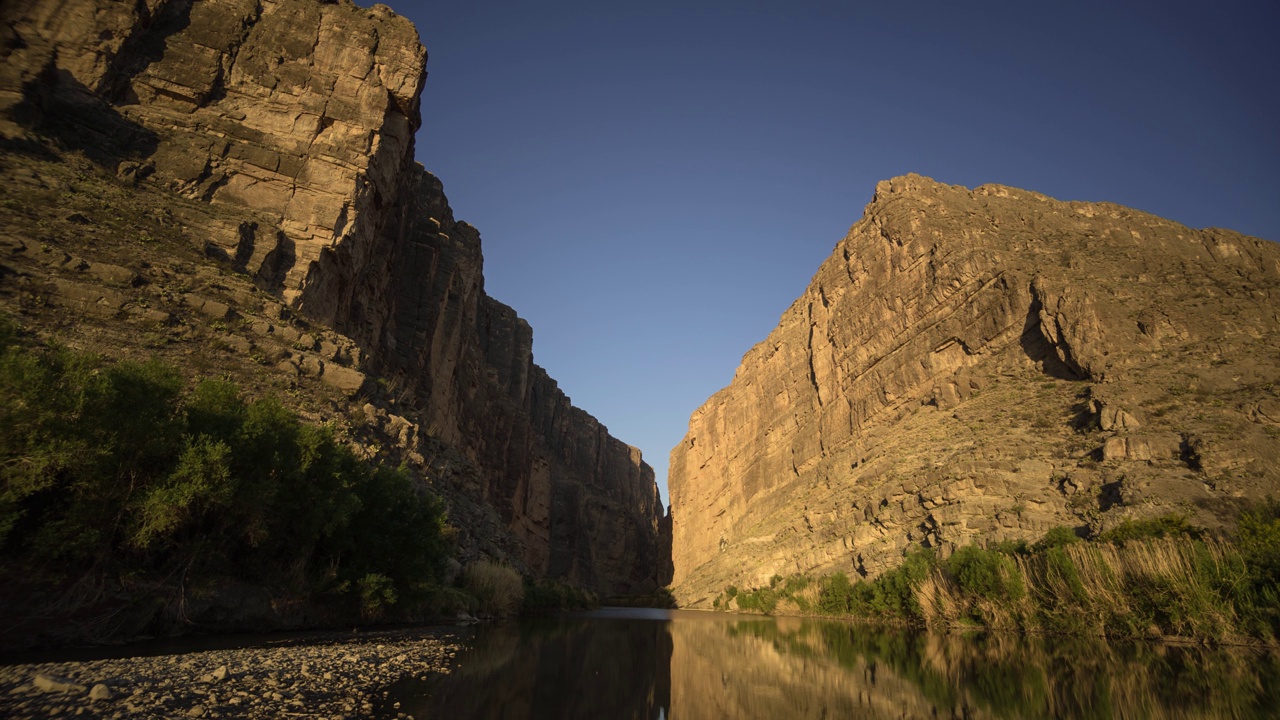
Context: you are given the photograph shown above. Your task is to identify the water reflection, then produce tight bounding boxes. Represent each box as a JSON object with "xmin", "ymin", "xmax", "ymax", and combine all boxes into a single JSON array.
[{"xmin": 384, "ymin": 608, "xmax": 1280, "ymax": 719}]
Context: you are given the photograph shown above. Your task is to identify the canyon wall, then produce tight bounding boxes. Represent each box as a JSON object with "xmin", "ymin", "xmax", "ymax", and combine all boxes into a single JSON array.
[
  {"xmin": 669, "ymin": 174, "xmax": 1280, "ymax": 605},
  {"xmin": 1, "ymin": 0, "xmax": 666, "ymax": 594}
]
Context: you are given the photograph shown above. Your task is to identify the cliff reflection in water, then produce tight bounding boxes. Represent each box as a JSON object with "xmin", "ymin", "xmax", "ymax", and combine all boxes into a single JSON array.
[{"xmin": 386, "ymin": 608, "xmax": 1280, "ymax": 719}]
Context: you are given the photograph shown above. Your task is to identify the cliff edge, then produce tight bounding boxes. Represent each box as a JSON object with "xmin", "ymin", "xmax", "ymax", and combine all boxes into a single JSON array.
[
  {"xmin": 1, "ymin": 0, "xmax": 667, "ymax": 596},
  {"xmin": 669, "ymin": 174, "xmax": 1280, "ymax": 605}
]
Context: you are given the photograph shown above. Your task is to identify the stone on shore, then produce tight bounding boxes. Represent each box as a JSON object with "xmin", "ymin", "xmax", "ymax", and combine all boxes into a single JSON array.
[{"xmin": 32, "ymin": 673, "xmax": 84, "ymax": 694}]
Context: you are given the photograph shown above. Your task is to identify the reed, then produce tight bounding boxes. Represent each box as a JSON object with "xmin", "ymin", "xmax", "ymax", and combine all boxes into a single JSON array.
[
  {"xmin": 463, "ymin": 560, "xmax": 525, "ymax": 617},
  {"xmin": 717, "ymin": 508, "xmax": 1280, "ymax": 644}
]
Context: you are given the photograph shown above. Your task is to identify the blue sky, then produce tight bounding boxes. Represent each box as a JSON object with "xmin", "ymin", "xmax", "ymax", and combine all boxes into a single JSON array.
[{"xmin": 393, "ymin": 1, "xmax": 1280, "ymax": 505}]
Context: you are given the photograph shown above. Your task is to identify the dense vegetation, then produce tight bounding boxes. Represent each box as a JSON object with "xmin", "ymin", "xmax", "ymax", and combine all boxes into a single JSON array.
[
  {"xmin": 714, "ymin": 510, "xmax": 1280, "ymax": 644},
  {"xmin": 522, "ymin": 576, "xmax": 600, "ymax": 613},
  {"xmin": 0, "ymin": 315, "xmax": 454, "ymax": 624}
]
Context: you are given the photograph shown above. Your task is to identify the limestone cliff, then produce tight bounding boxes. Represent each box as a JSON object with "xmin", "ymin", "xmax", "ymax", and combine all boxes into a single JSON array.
[
  {"xmin": 0, "ymin": 0, "xmax": 666, "ymax": 595},
  {"xmin": 669, "ymin": 174, "xmax": 1280, "ymax": 605}
]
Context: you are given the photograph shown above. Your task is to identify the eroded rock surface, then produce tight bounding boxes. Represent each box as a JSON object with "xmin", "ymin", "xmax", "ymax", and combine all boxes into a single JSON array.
[
  {"xmin": 1, "ymin": 0, "xmax": 666, "ymax": 596},
  {"xmin": 669, "ymin": 174, "xmax": 1280, "ymax": 605}
]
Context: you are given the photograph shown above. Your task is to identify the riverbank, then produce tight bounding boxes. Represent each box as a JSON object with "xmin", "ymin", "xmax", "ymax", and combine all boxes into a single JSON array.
[
  {"xmin": 0, "ymin": 628, "xmax": 462, "ymax": 719},
  {"xmin": 709, "ymin": 513, "xmax": 1280, "ymax": 646}
]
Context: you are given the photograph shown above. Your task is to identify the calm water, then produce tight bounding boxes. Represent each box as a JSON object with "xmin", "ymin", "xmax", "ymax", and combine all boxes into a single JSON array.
[{"xmin": 382, "ymin": 607, "xmax": 1280, "ymax": 720}]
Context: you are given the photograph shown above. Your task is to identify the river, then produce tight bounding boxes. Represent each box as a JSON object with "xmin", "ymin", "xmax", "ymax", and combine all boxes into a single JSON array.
[{"xmin": 382, "ymin": 607, "xmax": 1280, "ymax": 720}]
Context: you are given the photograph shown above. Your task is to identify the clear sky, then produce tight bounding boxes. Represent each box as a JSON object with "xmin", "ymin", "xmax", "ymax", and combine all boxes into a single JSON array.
[{"xmin": 392, "ymin": 0, "xmax": 1280, "ymax": 506}]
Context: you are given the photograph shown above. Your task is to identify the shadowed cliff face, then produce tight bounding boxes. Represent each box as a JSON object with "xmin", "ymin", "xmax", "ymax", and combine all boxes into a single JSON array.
[
  {"xmin": 0, "ymin": 0, "xmax": 668, "ymax": 594},
  {"xmin": 669, "ymin": 174, "xmax": 1280, "ymax": 605},
  {"xmin": 361, "ymin": 166, "xmax": 670, "ymax": 594}
]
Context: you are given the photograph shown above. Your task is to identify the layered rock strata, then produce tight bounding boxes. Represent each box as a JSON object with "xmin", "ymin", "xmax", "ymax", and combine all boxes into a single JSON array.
[
  {"xmin": 669, "ymin": 174, "xmax": 1280, "ymax": 605},
  {"xmin": 1, "ymin": 0, "xmax": 666, "ymax": 594}
]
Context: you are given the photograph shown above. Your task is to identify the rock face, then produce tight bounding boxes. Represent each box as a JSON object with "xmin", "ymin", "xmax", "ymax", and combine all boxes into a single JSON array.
[
  {"xmin": 2, "ymin": 0, "xmax": 424, "ymax": 311},
  {"xmin": 1, "ymin": 0, "xmax": 666, "ymax": 594},
  {"xmin": 669, "ymin": 174, "xmax": 1280, "ymax": 605}
]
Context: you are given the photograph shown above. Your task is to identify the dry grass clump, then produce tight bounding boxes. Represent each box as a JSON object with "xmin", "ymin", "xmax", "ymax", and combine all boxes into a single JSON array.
[
  {"xmin": 463, "ymin": 560, "xmax": 525, "ymax": 617},
  {"xmin": 716, "ymin": 506, "xmax": 1280, "ymax": 644},
  {"xmin": 920, "ymin": 535, "xmax": 1253, "ymax": 640},
  {"xmin": 1019, "ymin": 537, "xmax": 1244, "ymax": 639}
]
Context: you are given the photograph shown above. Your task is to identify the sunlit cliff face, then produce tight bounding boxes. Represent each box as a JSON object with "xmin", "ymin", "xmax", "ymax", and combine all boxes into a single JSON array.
[{"xmin": 669, "ymin": 174, "xmax": 1280, "ymax": 605}]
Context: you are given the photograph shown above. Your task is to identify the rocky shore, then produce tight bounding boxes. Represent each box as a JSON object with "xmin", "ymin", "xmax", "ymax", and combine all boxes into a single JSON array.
[{"xmin": 0, "ymin": 629, "xmax": 462, "ymax": 719}]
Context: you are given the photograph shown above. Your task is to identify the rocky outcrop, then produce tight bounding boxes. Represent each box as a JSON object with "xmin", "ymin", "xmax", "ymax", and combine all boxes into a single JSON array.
[
  {"xmin": 1, "ymin": 0, "xmax": 666, "ymax": 595},
  {"xmin": 669, "ymin": 174, "xmax": 1280, "ymax": 605},
  {"xmin": 2, "ymin": 0, "xmax": 424, "ymax": 311}
]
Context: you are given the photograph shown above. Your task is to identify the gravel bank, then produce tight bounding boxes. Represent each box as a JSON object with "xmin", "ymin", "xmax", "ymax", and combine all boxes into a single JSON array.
[{"xmin": 0, "ymin": 629, "xmax": 462, "ymax": 719}]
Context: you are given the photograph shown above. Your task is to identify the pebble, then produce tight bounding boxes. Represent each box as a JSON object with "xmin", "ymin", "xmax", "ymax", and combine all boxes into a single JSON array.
[{"xmin": 0, "ymin": 630, "xmax": 460, "ymax": 719}]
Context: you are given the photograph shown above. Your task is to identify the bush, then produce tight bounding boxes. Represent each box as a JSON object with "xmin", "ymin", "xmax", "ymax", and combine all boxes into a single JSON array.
[
  {"xmin": 0, "ymin": 325, "xmax": 454, "ymax": 622},
  {"xmin": 818, "ymin": 572, "xmax": 854, "ymax": 614},
  {"xmin": 814, "ymin": 548, "xmax": 935, "ymax": 620},
  {"xmin": 1100, "ymin": 514, "xmax": 1199, "ymax": 544},
  {"xmin": 523, "ymin": 578, "xmax": 598, "ymax": 612},
  {"xmin": 1234, "ymin": 498, "xmax": 1280, "ymax": 637},
  {"xmin": 720, "ymin": 573, "xmax": 820, "ymax": 615},
  {"xmin": 946, "ymin": 545, "xmax": 1026, "ymax": 602},
  {"xmin": 464, "ymin": 560, "xmax": 524, "ymax": 617},
  {"xmin": 735, "ymin": 586, "xmax": 780, "ymax": 613},
  {"xmin": 419, "ymin": 584, "xmax": 479, "ymax": 616},
  {"xmin": 1032, "ymin": 526, "xmax": 1080, "ymax": 552},
  {"xmin": 358, "ymin": 573, "xmax": 398, "ymax": 619},
  {"xmin": 1238, "ymin": 499, "xmax": 1280, "ymax": 590},
  {"xmin": 876, "ymin": 547, "xmax": 936, "ymax": 616},
  {"xmin": 783, "ymin": 575, "xmax": 810, "ymax": 594}
]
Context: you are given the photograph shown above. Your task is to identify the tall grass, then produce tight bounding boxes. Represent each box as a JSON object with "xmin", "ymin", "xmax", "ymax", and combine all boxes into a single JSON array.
[
  {"xmin": 463, "ymin": 560, "xmax": 525, "ymax": 617},
  {"xmin": 716, "ymin": 509, "xmax": 1280, "ymax": 644}
]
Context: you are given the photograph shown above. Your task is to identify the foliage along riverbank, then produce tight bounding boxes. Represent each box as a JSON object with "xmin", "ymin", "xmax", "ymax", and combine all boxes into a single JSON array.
[
  {"xmin": 713, "ymin": 513, "xmax": 1280, "ymax": 645},
  {"xmin": 0, "ymin": 315, "xmax": 595, "ymax": 648}
]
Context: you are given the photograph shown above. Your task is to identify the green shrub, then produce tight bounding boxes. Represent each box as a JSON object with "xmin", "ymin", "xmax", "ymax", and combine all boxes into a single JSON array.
[
  {"xmin": 0, "ymin": 325, "xmax": 453, "ymax": 622},
  {"xmin": 1032, "ymin": 526, "xmax": 1081, "ymax": 552},
  {"xmin": 131, "ymin": 435, "xmax": 234, "ymax": 549},
  {"xmin": 358, "ymin": 573, "xmax": 398, "ymax": 619},
  {"xmin": 735, "ymin": 586, "xmax": 780, "ymax": 613},
  {"xmin": 880, "ymin": 547, "xmax": 937, "ymax": 614},
  {"xmin": 1100, "ymin": 514, "xmax": 1199, "ymax": 544},
  {"xmin": 815, "ymin": 548, "xmax": 935, "ymax": 620},
  {"xmin": 420, "ymin": 584, "xmax": 478, "ymax": 616},
  {"xmin": 1238, "ymin": 499, "xmax": 1280, "ymax": 590},
  {"xmin": 991, "ymin": 539, "xmax": 1030, "ymax": 555},
  {"xmin": 783, "ymin": 575, "xmax": 811, "ymax": 594},
  {"xmin": 818, "ymin": 572, "xmax": 854, "ymax": 614},
  {"xmin": 1233, "ymin": 498, "xmax": 1280, "ymax": 637},
  {"xmin": 946, "ymin": 545, "xmax": 1025, "ymax": 602}
]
